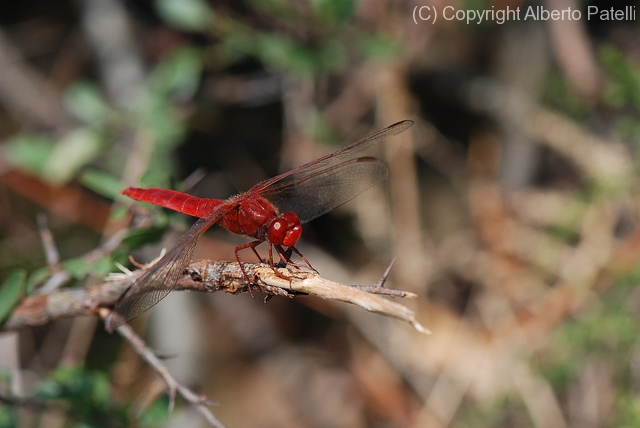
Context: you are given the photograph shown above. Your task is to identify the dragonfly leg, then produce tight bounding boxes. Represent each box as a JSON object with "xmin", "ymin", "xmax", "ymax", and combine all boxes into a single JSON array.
[
  {"xmin": 288, "ymin": 245, "xmax": 318, "ymax": 273},
  {"xmin": 267, "ymin": 243, "xmax": 293, "ymax": 281},
  {"xmin": 274, "ymin": 244, "xmax": 318, "ymax": 274},
  {"xmin": 234, "ymin": 240, "xmax": 266, "ymax": 283},
  {"xmin": 274, "ymin": 247, "xmax": 292, "ymax": 268},
  {"xmin": 235, "ymin": 241, "xmax": 317, "ymax": 282}
]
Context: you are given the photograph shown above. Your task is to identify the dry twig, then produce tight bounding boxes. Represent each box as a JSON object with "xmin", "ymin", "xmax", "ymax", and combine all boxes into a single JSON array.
[
  {"xmin": 96, "ymin": 307, "xmax": 225, "ymax": 428},
  {"xmin": 3, "ymin": 258, "xmax": 427, "ymax": 426},
  {"xmin": 4, "ymin": 260, "xmax": 428, "ymax": 334}
]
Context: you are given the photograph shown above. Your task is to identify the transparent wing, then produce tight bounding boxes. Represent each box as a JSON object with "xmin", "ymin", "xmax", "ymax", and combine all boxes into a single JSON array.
[
  {"xmin": 251, "ymin": 120, "xmax": 413, "ymax": 192},
  {"xmin": 261, "ymin": 157, "xmax": 389, "ymax": 223},
  {"xmin": 106, "ymin": 214, "xmax": 220, "ymax": 331},
  {"xmin": 107, "ymin": 121, "xmax": 413, "ymax": 330}
]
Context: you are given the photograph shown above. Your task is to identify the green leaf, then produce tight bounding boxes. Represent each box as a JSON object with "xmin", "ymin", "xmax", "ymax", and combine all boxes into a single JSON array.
[
  {"xmin": 109, "ymin": 205, "xmax": 129, "ymax": 221},
  {"xmin": 150, "ymin": 46, "xmax": 203, "ymax": 99},
  {"xmin": 37, "ymin": 366, "xmax": 108, "ymax": 408},
  {"xmin": 0, "ymin": 405, "xmax": 16, "ymax": 428},
  {"xmin": 360, "ymin": 34, "xmax": 401, "ymax": 60},
  {"xmin": 255, "ymin": 33, "xmax": 296, "ymax": 70},
  {"xmin": 43, "ymin": 128, "xmax": 103, "ymax": 184},
  {"xmin": 138, "ymin": 395, "xmax": 170, "ymax": 424},
  {"xmin": 79, "ymin": 169, "xmax": 124, "ymax": 200},
  {"xmin": 62, "ymin": 255, "xmax": 119, "ymax": 279},
  {"xmin": 33, "ymin": 367, "xmax": 131, "ymax": 426},
  {"xmin": 221, "ymin": 30, "xmax": 255, "ymax": 63},
  {"xmin": 4, "ymin": 135, "xmax": 55, "ymax": 175},
  {"xmin": 122, "ymin": 225, "xmax": 168, "ymax": 250},
  {"xmin": 302, "ymin": 110, "xmax": 336, "ymax": 143},
  {"xmin": 313, "ymin": 0, "xmax": 356, "ymax": 20},
  {"xmin": 64, "ymin": 82, "xmax": 111, "ymax": 127},
  {"xmin": 140, "ymin": 94, "xmax": 186, "ymax": 153},
  {"xmin": 257, "ymin": 34, "xmax": 319, "ymax": 75},
  {"xmin": 155, "ymin": 0, "xmax": 212, "ymax": 31},
  {"xmin": 253, "ymin": 34, "xmax": 347, "ymax": 76},
  {"xmin": 318, "ymin": 39, "xmax": 347, "ymax": 72},
  {"xmin": 0, "ymin": 269, "xmax": 27, "ymax": 324},
  {"xmin": 62, "ymin": 258, "xmax": 94, "ymax": 280},
  {"xmin": 93, "ymin": 255, "xmax": 117, "ymax": 277},
  {"xmin": 26, "ymin": 267, "xmax": 51, "ymax": 294},
  {"xmin": 600, "ymin": 44, "xmax": 640, "ymax": 111}
]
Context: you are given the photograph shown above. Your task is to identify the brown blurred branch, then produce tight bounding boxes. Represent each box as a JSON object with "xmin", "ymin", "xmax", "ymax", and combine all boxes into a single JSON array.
[
  {"xmin": 0, "ymin": 29, "xmax": 74, "ymax": 130},
  {"xmin": 545, "ymin": 0, "xmax": 602, "ymax": 100},
  {"xmin": 0, "ymin": 170, "xmax": 116, "ymax": 232},
  {"xmin": 4, "ymin": 260, "xmax": 428, "ymax": 334},
  {"xmin": 96, "ymin": 307, "xmax": 225, "ymax": 428},
  {"xmin": 78, "ymin": 0, "xmax": 146, "ymax": 107}
]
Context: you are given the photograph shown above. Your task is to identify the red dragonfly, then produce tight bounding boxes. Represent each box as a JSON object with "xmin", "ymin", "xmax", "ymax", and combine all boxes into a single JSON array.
[{"xmin": 106, "ymin": 120, "xmax": 413, "ymax": 331}]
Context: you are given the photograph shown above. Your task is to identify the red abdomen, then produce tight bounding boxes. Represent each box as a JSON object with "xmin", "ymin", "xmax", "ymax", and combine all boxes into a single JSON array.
[{"xmin": 122, "ymin": 187, "xmax": 222, "ymax": 218}]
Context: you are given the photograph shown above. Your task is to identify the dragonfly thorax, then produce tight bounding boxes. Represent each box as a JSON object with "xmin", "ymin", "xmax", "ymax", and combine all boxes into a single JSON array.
[{"xmin": 268, "ymin": 211, "xmax": 302, "ymax": 247}]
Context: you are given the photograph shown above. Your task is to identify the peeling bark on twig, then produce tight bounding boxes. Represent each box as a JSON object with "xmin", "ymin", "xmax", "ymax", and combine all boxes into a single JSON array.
[{"xmin": 4, "ymin": 260, "xmax": 429, "ymax": 334}]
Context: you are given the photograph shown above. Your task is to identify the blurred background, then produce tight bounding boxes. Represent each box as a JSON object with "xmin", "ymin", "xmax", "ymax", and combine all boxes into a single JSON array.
[{"xmin": 1, "ymin": 0, "xmax": 640, "ymax": 426}]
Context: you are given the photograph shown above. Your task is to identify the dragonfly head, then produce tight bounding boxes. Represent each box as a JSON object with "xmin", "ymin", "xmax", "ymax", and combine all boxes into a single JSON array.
[{"xmin": 268, "ymin": 211, "xmax": 302, "ymax": 247}]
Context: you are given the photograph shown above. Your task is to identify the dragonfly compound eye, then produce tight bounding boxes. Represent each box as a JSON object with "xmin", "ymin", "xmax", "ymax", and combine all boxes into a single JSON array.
[{"xmin": 268, "ymin": 212, "xmax": 302, "ymax": 247}]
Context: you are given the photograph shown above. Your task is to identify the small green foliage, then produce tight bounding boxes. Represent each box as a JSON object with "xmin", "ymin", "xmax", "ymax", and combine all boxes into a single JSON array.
[
  {"xmin": 545, "ymin": 224, "xmax": 580, "ymax": 245},
  {"xmin": 43, "ymin": 128, "xmax": 104, "ymax": 184},
  {"xmin": 155, "ymin": 0, "xmax": 213, "ymax": 31},
  {"xmin": 301, "ymin": 110, "xmax": 336, "ymax": 144},
  {"xmin": 64, "ymin": 81, "xmax": 112, "ymax": 127},
  {"xmin": 536, "ymin": 274, "xmax": 640, "ymax": 422},
  {"xmin": 600, "ymin": 44, "xmax": 640, "ymax": 111},
  {"xmin": 4, "ymin": 135, "xmax": 56, "ymax": 176},
  {"xmin": 79, "ymin": 169, "xmax": 126, "ymax": 200},
  {"xmin": 121, "ymin": 224, "xmax": 169, "ymax": 251},
  {"xmin": 359, "ymin": 34, "xmax": 401, "ymax": 61},
  {"xmin": 5, "ymin": 44, "xmax": 198, "ymax": 189},
  {"xmin": 35, "ymin": 367, "xmax": 127, "ymax": 427},
  {"xmin": 4, "ymin": 128, "xmax": 103, "ymax": 185},
  {"xmin": 62, "ymin": 254, "xmax": 119, "ymax": 280},
  {"xmin": 310, "ymin": 0, "xmax": 356, "ymax": 20},
  {"xmin": 0, "ymin": 405, "xmax": 16, "ymax": 428},
  {"xmin": 456, "ymin": 396, "xmax": 530, "ymax": 428},
  {"xmin": 37, "ymin": 367, "xmax": 109, "ymax": 405},
  {"xmin": 462, "ymin": 0, "xmax": 489, "ymax": 13},
  {"xmin": 600, "ymin": 46, "xmax": 640, "ymax": 149},
  {"xmin": 0, "ymin": 269, "xmax": 26, "ymax": 324},
  {"xmin": 61, "ymin": 258, "xmax": 95, "ymax": 280},
  {"xmin": 542, "ymin": 69, "xmax": 592, "ymax": 121},
  {"xmin": 253, "ymin": 33, "xmax": 348, "ymax": 76},
  {"xmin": 616, "ymin": 116, "xmax": 640, "ymax": 147},
  {"xmin": 213, "ymin": 0, "xmax": 398, "ymax": 77},
  {"xmin": 0, "ymin": 366, "xmax": 173, "ymax": 427},
  {"xmin": 138, "ymin": 395, "xmax": 171, "ymax": 425},
  {"xmin": 614, "ymin": 394, "xmax": 640, "ymax": 428},
  {"xmin": 25, "ymin": 266, "xmax": 51, "ymax": 294},
  {"xmin": 149, "ymin": 47, "xmax": 203, "ymax": 100}
]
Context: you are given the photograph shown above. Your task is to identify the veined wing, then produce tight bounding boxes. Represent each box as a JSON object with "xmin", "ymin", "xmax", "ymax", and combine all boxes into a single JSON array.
[
  {"xmin": 251, "ymin": 120, "xmax": 413, "ymax": 193},
  {"xmin": 106, "ymin": 212, "xmax": 223, "ymax": 331},
  {"xmin": 260, "ymin": 156, "xmax": 388, "ymax": 224}
]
